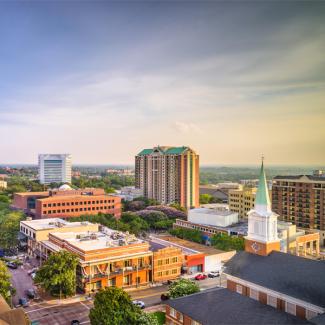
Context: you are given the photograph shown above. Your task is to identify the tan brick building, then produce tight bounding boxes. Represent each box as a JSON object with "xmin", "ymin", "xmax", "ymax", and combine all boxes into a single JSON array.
[{"xmin": 135, "ymin": 146, "xmax": 199, "ymax": 209}]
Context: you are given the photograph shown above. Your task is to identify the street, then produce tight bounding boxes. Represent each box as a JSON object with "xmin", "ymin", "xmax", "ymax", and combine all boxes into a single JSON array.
[{"xmin": 24, "ymin": 275, "xmax": 226, "ymax": 325}]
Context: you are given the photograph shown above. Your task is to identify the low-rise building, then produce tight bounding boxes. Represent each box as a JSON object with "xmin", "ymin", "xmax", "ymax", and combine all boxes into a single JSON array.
[
  {"xmin": 0, "ymin": 295, "xmax": 29, "ymax": 325},
  {"xmin": 118, "ymin": 186, "xmax": 143, "ymax": 201},
  {"xmin": 228, "ymin": 186, "xmax": 257, "ymax": 218},
  {"xmin": 150, "ymin": 235, "xmax": 235, "ymax": 274},
  {"xmin": 165, "ymin": 288, "xmax": 311, "ymax": 325},
  {"xmin": 20, "ymin": 218, "xmax": 99, "ymax": 258},
  {"xmin": 40, "ymin": 228, "xmax": 153, "ymax": 292},
  {"xmin": 12, "ymin": 185, "xmax": 121, "ymax": 219},
  {"xmin": 188, "ymin": 207, "xmax": 238, "ymax": 227}
]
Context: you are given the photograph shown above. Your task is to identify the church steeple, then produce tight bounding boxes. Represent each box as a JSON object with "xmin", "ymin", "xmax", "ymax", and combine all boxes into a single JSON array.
[
  {"xmin": 244, "ymin": 158, "xmax": 280, "ymax": 256},
  {"xmin": 255, "ymin": 157, "xmax": 272, "ymax": 215}
]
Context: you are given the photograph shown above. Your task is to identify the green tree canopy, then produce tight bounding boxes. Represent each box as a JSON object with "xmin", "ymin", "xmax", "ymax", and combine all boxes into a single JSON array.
[
  {"xmin": 89, "ymin": 287, "xmax": 152, "ymax": 325},
  {"xmin": 169, "ymin": 228, "xmax": 202, "ymax": 243},
  {"xmin": 0, "ymin": 211, "xmax": 24, "ymax": 249},
  {"xmin": 0, "ymin": 261, "xmax": 12, "ymax": 303},
  {"xmin": 35, "ymin": 251, "xmax": 79, "ymax": 297},
  {"xmin": 168, "ymin": 278, "xmax": 200, "ymax": 299},
  {"xmin": 210, "ymin": 233, "xmax": 244, "ymax": 251}
]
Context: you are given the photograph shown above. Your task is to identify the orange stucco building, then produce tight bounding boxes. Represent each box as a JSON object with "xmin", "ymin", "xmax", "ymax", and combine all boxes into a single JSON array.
[
  {"xmin": 41, "ymin": 229, "xmax": 153, "ymax": 292},
  {"xmin": 12, "ymin": 185, "xmax": 121, "ymax": 219}
]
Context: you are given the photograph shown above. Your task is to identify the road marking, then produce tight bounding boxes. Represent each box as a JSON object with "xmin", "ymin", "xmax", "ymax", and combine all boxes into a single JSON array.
[
  {"xmin": 80, "ymin": 302, "xmax": 91, "ymax": 310},
  {"xmin": 130, "ymin": 292, "xmax": 162, "ymax": 299},
  {"xmin": 26, "ymin": 304, "xmax": 59, "ymax": 313}
]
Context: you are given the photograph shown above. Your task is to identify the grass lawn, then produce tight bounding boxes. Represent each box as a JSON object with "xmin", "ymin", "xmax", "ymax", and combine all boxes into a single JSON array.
[{"xmin": 151, "ymin": 311, "xmax": 166, "ymax": 325}]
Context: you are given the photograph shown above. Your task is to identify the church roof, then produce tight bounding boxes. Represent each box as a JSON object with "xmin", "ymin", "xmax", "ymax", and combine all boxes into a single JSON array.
[
  {"xmin": 225, "ymin": 251, "xmax": 325, "ymax": 308},
  {"xmin": 255, "ymin": 160, "xmax": 271, "ymax": 207}
]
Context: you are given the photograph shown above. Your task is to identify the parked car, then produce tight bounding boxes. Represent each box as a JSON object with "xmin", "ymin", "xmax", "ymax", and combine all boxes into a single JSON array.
[
  {"xmin": 6, "ymin": 262, "xmax": 18, "ymax": 269},
  {"xmin": 195, "ymin": 273, "xmax": 207, "ymax": 281},
  {"xmin": 25, "ymin": 289, "xmax": 36, "ymax": 299},
  {"xmin": 160, "ymin": 293, "xmax": 170, "ymax": 301},
  {"xmin": 28, "ymin": 267, "xmax": 38, "ymax": 275},
  {"xmin": 19, "ymin": 297, "xmax": 29, "ymax": 307},
  {"xmin": 208, "ymin": 271, "xmax": 220, "ymax": 278},
  {"xmin": 132, "ymin": 300, "xmax": 145, "ymax": 309},
  {"xmin": 71, "ymin": 321, "xmax": 80, "ymax": 325}
]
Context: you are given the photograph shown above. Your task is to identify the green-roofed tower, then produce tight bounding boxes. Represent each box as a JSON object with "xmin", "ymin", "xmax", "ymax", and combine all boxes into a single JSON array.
[{"xmin": 135, "ymin": 146, "xmax": 199, "ymax": 209}]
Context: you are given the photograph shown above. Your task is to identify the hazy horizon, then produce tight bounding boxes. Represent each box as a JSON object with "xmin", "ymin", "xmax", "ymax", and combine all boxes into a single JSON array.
[{"xmin": 1, "ymin": 2, "xmax": 324, "ymax": 165}]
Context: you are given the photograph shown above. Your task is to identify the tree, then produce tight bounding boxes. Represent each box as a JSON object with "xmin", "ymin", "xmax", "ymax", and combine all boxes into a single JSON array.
[
  {"xmin": 210, "ymin": 233, "xmax": 244, "ymax": 251},
  {"xmin": 169, "ymin": 228, "xmax": 202, "ymax": 243},
  {"xmin": 0, "ymin": 261, "xmax": 12, "ymax": 303},
  {"xmin": 89, "ymin": 287, "xmax": 149, "ymax": 325},
  {"xmin": 0, "ymin": 211, "xmax": 24, "ymax": 249},
  {"xmin": 199, "ymin": 194, "xmax": 213, "ymax": 204},
  {"xmin": 35, "ymin": 251, "xmax": 79, "ymax": 297},
  {"xmin": 168, "ymin": 279, "xmax": 199, "ymax": 299}
]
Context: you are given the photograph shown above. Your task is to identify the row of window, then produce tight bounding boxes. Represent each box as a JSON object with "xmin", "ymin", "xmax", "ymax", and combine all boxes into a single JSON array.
[
  {"xmin": 43, "ymin": 206, "xmax": 115, "ymax": 214},
  {"xmin": 168, "ymin": 307, "xmax": 200, "ymax": 325},
  {"xmin": 157, "ymin": 257, "xmax": 178, "ymax": 266},
  {"xmin": 235, "ymin": 284, "xmax": 319, "ymax": 320},
  {"xmin": 43, "ymin": 199, "xmax": 115, "ymax": 208},
  {"xmin": 156, "ymin": 269, "xmax": 178, "ymax": 277}
]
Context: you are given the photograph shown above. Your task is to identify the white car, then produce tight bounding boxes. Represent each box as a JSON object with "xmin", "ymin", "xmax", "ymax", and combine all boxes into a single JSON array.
[
  {"xmin": 132, "ymin": 300, "xmax": 145, "ymax": 309},
  {"xmin": 208, "ymin": 271, "xmax": 220, "ymax": 278}
]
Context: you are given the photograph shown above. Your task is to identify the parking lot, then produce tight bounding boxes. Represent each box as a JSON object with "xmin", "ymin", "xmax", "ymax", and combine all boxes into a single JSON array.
[{"xmin": 9, "ymin": 258, "xmax": 39, "ymax": 306}]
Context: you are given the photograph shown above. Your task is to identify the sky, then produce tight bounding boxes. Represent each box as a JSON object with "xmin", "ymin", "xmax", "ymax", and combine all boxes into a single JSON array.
[{"xmin": 0, "ymin": 1, "xmax": 324, "ymax": 165}]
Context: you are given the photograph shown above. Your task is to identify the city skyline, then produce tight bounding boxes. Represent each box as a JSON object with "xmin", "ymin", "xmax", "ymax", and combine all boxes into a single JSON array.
[{"xmin": 0, "ymin": 2, "xmax": 324, "ymax": 165}]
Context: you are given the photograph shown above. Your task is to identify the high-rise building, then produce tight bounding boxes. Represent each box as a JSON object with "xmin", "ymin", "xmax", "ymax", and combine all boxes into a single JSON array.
[
  {"xmin": 38, "ymin": 154, "xmax": 72, "ymax": 184},
  {"xmin": 228, "ymin": 186, "xmax": 257, "ymax": 218},
  {"xmin": 135, "ymin": 146, "xmax": 199, "ymax": 208},
  {"xmin": 272, "ymin": 171, "xmax": 325, "ymax": 246}
]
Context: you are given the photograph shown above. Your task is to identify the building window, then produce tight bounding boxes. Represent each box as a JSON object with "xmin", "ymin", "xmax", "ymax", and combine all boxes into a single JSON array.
[
  {"xmin": 165, "ymin": 258, "xmax": 170, "ymax": 264},
  {"xmin": 191, "ymin": 320, "xmax": 200, "ymax": 325},
  {"xmin": 172, "ymin": 257, "xmax": 178, "ymax": 263},
  {"xmin": 285, "ymin": 302, "xmax": 296, "ymax": 316},
  {"xmin": 179, "ymin": 313, "xmax": 183, "ymax": 322},
  {"xmin": 157, "ymin": 260, "xmax": 162, "ymax": 266},
  {"xmin": 306, "ymin": 309, "xmax": 318, "ymax": 320},
  {"xmin": 249, "ymin": 288, "xmax": 258, "ymax": 300},
  {"xmin": 157, "ymin": 272, "xmax": 162, "ymax": 277},
  {"xmin": 171, "ymin": 269, "xmax": 178, "ymax": 274},
  {"xmin": 169, "ymin": 307, "xmax": 176, "ymax": 318},
  {"xmin": 267, "ymin": 295, "xmax": 277, "ymax": 308},
  {"xmin": 236, "ymin": 284, "xmax": 242, "ymax": 294}
]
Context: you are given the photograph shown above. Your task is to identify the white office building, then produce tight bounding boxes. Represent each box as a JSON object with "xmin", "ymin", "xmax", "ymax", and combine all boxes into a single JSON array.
[
  {"xmin": 38, "ymin": 154, "xmax": 72, "ymax": 185},
  {"xmin": 188, "ymin": 207, "xmax": 239, "ymax": 228}
]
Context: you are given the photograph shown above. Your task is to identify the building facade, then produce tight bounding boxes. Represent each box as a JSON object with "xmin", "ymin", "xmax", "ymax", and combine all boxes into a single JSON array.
[
  {"xmin": 135, "ymin": 146, "xmax": 199, "ymax": 209},
  {"xmin": 12, "ymin": 185, "xmax": 121, "ymax": 219},
  {"xmin": 39, "ymin": 154, "xmax": 72, "ymax": 184},
  {"xmin": 228, "ymin": 187, "xmax": 257, "ymax": 219},
  {"xmin": 40, "ymin": 229, "xmax": 153, "ymax": 292},
  {"xmin": 272, "ymin": 174, "xmax": 325, "ymax": 246}
]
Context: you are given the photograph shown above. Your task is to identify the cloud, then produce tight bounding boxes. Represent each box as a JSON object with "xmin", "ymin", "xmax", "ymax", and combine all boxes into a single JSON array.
[{"xmin": 173, "ymin": 122, "xmax": 202, "ymax": 134}]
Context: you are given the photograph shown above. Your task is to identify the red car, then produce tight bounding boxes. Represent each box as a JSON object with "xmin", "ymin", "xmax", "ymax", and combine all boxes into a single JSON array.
[{"xmin": 195, "ymin": 273, "xmax": 207, "ymax": 280}]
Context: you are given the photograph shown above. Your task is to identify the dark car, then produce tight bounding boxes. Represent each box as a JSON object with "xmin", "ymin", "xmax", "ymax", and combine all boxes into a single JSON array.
[
  {"xmin": 161, "ymin": 293, "xmax": 170, "ymax": 301},
  {"xmin": 19, "ymin": 297, "xmax": 29, "ymax": 307},
  {"xmin": 25, "ymin": 289, "xmax": 36, "ymax": 299},
  {"xmin": 71, "ymin": 321, "xmax": 80, "ymax": 325},
  {"xmin": 6, "ymin": 262, "xmax": 18, "ymax": 269}
]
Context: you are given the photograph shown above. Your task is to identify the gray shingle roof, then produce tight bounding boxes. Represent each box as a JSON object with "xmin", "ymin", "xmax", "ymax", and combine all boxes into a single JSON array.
[
  {"xmin": 225, "ymin": 251, "xmax": 325, "ymax": 308},
  {"xmin": 165, "ymin": 288, "xmax": 311, "ymax": 325}
]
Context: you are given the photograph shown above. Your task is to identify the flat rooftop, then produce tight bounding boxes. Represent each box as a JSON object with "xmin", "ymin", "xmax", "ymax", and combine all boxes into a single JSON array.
[
  {"xmin": 21, "ymin": 218, "xmax": 96, "ymax": 231},
  {"xmin": 51, "ymin": 228, "xmax": 147, "ymax": 252},
  {"xmin": 190, "ymin": 207, "xmax": 236, "ymax": 216},
  {"xmin": 37, "ymin": 194, "xmax": 115, "ymax": 201},
  {"xmin": 149, "ymin": 235, "xmax": 225, "ymax": 256}
]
